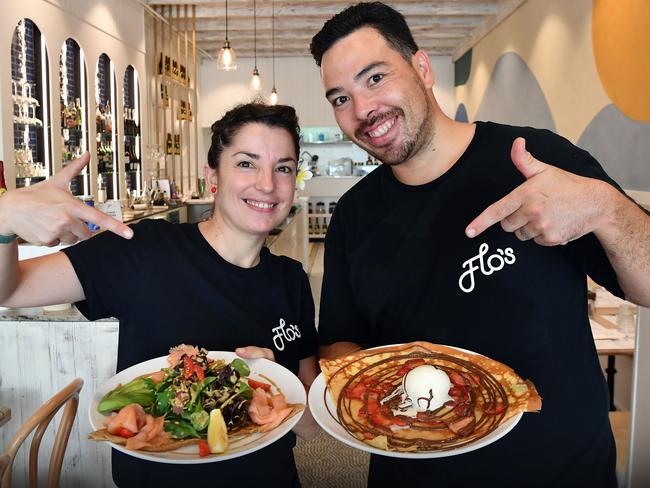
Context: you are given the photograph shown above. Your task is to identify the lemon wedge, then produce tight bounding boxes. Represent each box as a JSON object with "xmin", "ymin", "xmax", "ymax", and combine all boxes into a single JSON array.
[{"xmin": 207, "ymin": 408, "xmax": 229, "ymax": 453}]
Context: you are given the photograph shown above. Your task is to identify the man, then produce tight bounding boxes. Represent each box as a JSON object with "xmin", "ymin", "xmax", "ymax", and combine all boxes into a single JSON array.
[{"xmin": 310, "ymin": 2, "xmax": 650, "ymax": 486}]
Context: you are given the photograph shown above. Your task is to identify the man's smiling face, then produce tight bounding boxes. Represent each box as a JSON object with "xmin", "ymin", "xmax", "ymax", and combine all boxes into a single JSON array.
[{"xmin": 321, "ymin": 27, "xmax": 434, "ymax": 166}]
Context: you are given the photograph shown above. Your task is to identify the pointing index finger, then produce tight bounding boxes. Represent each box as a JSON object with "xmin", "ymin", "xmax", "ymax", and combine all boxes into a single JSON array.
[
  {"xmin": 75, "ymin": 204, "xmax": 134, "ymax": 239},
  {"xmin": 466, "ymin": 190, "xmax": 523, "ymax": 238}
]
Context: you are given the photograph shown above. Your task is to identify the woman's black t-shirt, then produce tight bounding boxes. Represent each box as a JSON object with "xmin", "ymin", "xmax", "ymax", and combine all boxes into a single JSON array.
[{"xmin": 63, "ymin": 219, "xmax": 317, "ymax": 487}]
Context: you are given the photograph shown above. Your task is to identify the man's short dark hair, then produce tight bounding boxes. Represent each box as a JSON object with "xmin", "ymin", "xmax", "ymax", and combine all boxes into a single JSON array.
[{"xmin": 310, "ymin": 2, "xmax": 418, "ymax": 67}]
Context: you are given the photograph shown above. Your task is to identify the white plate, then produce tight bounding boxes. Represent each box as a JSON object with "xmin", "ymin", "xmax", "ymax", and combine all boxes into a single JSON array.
[
  {"xmin": 309, "ymin": 346, "xmax": 524, "ymax": 459},
  {"xmin": 89, "ymin": 351, "xmax": 305, "ymax": 464}
]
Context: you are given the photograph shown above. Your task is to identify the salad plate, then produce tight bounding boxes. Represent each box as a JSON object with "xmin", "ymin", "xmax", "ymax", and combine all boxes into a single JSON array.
[{"xmin": 89, "ymin": 351, "xmax": 305, "ymax": 464}]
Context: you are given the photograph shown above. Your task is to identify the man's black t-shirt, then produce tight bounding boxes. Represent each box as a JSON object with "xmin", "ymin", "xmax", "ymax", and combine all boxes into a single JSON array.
[
  {"xmin": 319, "ymin": 122, "xmax": 624, "ymax": 487},
  {"xmin": 63, "ymin": 219, "xmax": 317, "ymax": 487}
]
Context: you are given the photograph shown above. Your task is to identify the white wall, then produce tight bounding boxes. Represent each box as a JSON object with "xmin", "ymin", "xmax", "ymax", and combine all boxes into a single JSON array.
[
  {"xmin": 0, "ymin": 0, "xmax": 147, "ymax": 193},
  {"xmin": 198, "ymin": 55, "xmax": 455, "ymax": 161}
]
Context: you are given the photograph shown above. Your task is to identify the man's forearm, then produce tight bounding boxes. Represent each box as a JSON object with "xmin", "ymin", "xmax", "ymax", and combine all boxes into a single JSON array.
[{"xmin": 595, "ymin": 185, "xmax": 650, "ymax": 306}]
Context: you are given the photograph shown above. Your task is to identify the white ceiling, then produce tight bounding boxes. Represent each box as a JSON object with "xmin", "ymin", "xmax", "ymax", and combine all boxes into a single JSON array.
[{"xmin": 146, "ymin": 0, "xmax": 528, "ymax": 61}]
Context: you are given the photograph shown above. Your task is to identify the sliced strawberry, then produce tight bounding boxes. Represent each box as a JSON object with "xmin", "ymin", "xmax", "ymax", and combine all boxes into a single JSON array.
[
  {"xmin": 390, "ymin": 415, "xmax": 410, "ymax": 427},
  {"xmin": 454, "ymin": 403, "xmax": 471, "ymax": 417},
  {"xmin": 449, "ymin": 385, "xmax": 471, "ymax": 404},
  {"xmin": 344, "ymin": 382, "xmax": 367, "ymax": 400},
  {"xmin": 366, "ymin": 392, "xmax": 380, "ymax": 414},
  {"xmin": 396, "ymin": 359, "xmax": 426, "ymax": 377},
  {"xmin": 370, "ymin": 410, "xmax": 393, "ymax": 428},
  {"xmin": 449, "ymin": 371, "xmax": 468, "ymax": 387}
]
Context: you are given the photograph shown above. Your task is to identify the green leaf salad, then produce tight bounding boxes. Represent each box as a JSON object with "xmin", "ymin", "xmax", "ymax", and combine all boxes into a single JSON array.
[{"xmin": 98, "ymin": 346, "xmax": 254, "ymax": 440}]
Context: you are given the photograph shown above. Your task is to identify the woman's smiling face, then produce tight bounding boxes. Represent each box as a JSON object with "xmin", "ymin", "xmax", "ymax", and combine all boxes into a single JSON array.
[{"xmin": 210, "ymin": 122, "xmax": 297, "ymax": 237}]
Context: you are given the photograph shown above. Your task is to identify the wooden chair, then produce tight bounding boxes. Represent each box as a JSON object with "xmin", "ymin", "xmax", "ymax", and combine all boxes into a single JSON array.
[{"xmin": 1, "ymin": 378, "xmax": 83, "ymax": 488}]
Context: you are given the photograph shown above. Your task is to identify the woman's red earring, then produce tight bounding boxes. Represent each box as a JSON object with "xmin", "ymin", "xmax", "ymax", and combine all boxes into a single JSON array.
[{"xmin": 210, "ymin": 185, "xmax": 217, "ymax": 194}]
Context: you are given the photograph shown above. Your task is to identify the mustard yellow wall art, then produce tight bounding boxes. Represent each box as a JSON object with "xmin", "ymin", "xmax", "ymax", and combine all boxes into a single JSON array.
[{"xmin": 592, "ymin": 0, "xmax": 650, "ymax": 122}]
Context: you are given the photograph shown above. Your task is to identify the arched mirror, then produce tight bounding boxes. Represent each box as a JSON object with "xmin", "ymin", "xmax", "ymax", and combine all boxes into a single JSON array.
[
  {"xmin": 123, "ymin": 65, "xmax": 142, "ymax": 195},
  {"xmin": 60, "ymin": 38, "xmax": 89, "ymax": 196},
  {"xmin": 95, "ymin": 53, "xmax": 119, "ymax": 200},
  {"xmin": 11, "ymin": 18, "xmax": 52, "ymax": 189}
]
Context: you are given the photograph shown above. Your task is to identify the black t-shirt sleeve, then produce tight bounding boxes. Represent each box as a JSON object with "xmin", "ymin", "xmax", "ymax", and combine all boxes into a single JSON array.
[
  {"xmin": 61, "ymin": 220, "xmax": 154, "ymax": 320},
  {"xmin": 318, "ymin": 207, "xmax": 369, "ymax": 347}
]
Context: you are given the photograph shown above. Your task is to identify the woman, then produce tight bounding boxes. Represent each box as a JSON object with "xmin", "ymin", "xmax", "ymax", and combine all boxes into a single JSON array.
[{"xmin": 0, "ymin": 103, "xmax": 319, "ymax": 487}]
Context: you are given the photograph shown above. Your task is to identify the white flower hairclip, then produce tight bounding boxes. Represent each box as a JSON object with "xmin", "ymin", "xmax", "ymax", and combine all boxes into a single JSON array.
[{"xmin": 296, "ymin": 159, "xmax": 313, "ymax": 190}]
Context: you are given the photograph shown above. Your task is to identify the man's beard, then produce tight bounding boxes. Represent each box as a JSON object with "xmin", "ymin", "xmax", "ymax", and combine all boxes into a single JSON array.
[{"xmin": 355, "ymin": 99, "xmax": 433, "ymax": 166}]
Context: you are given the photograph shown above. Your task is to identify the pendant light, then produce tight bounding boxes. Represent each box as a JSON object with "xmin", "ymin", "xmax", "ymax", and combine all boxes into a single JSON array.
[
  {"xmin": 217, "ymin": 0, "xmax": 237, "ymax": 70},
  {"xmin": 269, "ymin": 0, "xmax": 278, "ymax": 105},
  {"xmin": 249, "ymin": 0, "xmax": 262, "ymax": 92}
]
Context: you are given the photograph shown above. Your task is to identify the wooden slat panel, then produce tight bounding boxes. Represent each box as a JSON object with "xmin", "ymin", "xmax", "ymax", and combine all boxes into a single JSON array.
[{"xmin": 0, "ymin": 321, "xmax": 119, "ymax": 486}]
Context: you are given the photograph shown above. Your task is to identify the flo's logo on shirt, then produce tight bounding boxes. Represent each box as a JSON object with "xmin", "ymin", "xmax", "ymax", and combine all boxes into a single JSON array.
[
  {"xmin": 458, "ymin": 242, "xmax": 516, "ymax": 293},
  {"xmin": 271, "ymin": 318, "xmax": 301, "ymax": 351}
]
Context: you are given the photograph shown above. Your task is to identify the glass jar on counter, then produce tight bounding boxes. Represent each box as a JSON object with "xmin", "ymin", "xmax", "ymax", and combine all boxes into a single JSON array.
[{"xmin": 617, "ymin": 304, "xmax": 637, "ymax": 338}]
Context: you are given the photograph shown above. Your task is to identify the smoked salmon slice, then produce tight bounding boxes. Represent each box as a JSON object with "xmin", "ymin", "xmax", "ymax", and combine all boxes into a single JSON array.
[
  {"xmin": 105, "ymin": 403, "xmax": 145, "ymax": 436},
  {"xmin": 104, "ymin": 403, "xmax": 171, "ymax": 450},
  {"xmin": 248, "ymin": 387, "xmax": 293, "ymax": 431}
]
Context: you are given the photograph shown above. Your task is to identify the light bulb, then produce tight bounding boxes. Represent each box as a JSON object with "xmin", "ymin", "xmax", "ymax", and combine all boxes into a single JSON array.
[
  {"xmin": 217, "ymin": 40, "xmax": 237, "ymax": 71},
  {"xmin": 249, "ymin": 67, "xmax": 262, "ymax": 92},
  {"xmin": 269, "ymin": 87, "xmax": 278, "ymax": 105}
]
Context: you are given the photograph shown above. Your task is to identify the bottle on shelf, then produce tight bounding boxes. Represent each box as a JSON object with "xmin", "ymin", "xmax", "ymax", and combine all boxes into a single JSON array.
[
  {"xmin": 97, "ymin": 174, "xmax": 106, "ymax": 204},
  {"xmin": 160, "ymin": 83, "xmax": 170, "ymax": 108},
  {"xmin": 105, "ymin": 102, "xmax": 113, "ymax": 133},
  {"xmin": 75, "ymin": 98, "xmax": 82, "ymax": 129},
  {"xmin": 61, "ymin": 101, "xmax": 69, "ymax": 129},
  {"xmin": 96, "ymin": 105, "xmax": 103, "ymax": 132},
  {"xmin": 124, "ymin": 108, "xmax": 133, "ymax": 137},
  {"xmin": 0, "ymin": 160, "xmax": 8, "ymax": 197},
  {"xmin": 66, "ymin": 101, "xmax": 76, "ymax": 129}
]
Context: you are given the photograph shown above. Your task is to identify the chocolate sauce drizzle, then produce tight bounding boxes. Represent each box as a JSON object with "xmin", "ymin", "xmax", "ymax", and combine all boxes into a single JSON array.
[{"xmin": 325, "ymin": 351, "xmax": 509, "ymax": 452}]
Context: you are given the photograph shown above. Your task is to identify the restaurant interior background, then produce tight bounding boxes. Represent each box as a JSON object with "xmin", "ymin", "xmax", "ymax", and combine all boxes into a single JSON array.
[{"xmin": 0, "ymin": 0, "xmax": 649, "ymax": 486}]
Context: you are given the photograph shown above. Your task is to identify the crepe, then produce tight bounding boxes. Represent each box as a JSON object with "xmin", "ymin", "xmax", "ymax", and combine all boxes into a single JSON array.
[{"xmin": 319, "ymin": 341, "xmax": 541, "ymax": 452}]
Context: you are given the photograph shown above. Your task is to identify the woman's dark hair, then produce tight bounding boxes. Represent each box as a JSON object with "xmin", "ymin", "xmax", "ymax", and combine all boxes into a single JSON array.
[
  {"xmin": 207, "ymin": 103, "xmax": 301, "ymax": 169},
  {"xmin": 310, "ymin": 2, "xmax": 418, "ymax": 67}
]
